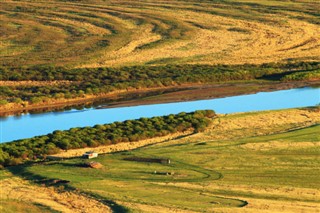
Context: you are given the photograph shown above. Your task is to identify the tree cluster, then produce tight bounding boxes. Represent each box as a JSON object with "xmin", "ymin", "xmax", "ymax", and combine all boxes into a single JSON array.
[{"xmin": 0, "ymin": 110, "xmax": 215, "ymax": 167}]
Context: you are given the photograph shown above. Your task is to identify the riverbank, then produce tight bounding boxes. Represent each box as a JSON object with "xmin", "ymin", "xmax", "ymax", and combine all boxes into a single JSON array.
[
  {"xmin": 50, "ymin": 107, "xmax": 320, "ymax": 159},
  {"xmin": 3, "ymin": 107, "xmax": 319, "ymax": 212},
  {"xmin": 100, "ymin": 80, "xmax": 320, "ymax": 109},
  {"xmin": 1, "ymin": 80, "xmax": 318, "ymax": 117},
  {"xmin": 2, "ymin": 86, "xmax": 319, "ymax": 143}
]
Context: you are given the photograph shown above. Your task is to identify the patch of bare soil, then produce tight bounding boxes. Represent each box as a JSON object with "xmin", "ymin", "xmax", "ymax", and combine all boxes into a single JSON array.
[{"xmin": 0, "ymin": 177, "xmax": 111, "ymax": 213}]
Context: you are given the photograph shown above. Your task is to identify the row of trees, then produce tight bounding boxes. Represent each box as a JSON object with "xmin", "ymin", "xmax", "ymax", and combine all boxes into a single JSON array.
[
  {"xmin": 1, "ymin": 61, "xmax": 319, "ymax": 81},
  {"xmin": 1, "ymin": 62, "xmax": 319, "ymax": 105},
  {"xmin": 0, "ymin": 110, "xmax": 216, "ymax": 167}
]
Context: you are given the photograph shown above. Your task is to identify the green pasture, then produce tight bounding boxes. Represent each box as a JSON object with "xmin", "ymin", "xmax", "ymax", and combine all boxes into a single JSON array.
[{"xmin": 8, "ymin": 123, "xmax": 320, "ymax": 212}]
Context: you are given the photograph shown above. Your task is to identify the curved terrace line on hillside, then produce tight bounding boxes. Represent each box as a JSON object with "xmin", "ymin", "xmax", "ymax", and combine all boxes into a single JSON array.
[{"xmin": 1, "ymin": 0, "xmax": 319, "ymax": 67}]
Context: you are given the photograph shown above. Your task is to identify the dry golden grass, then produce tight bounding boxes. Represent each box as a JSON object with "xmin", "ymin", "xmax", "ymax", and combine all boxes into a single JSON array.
[
  {"xmin": 0, "ymin": 174, "xmax": 111, "ymax": 213},
  {"xmin": 0, "ymin": 80, "xmax": 74, "ymax": 86},
  {"xmin": 52, "ymin": 131, "xmax": 192, "ymax": 158},
  {"xmin": 96, "ymin": 12, "xmax": 320, "ymax": 67},
  {"xmin": 240, "ymin": 140, "xmax": 320, "ymax": 151},
  {"xmin": 160, "ymin": 108, "xmax": 320, "ymax": 146},
  {"xmin": 1, "ymin": 0, "xmax": 319, "ymax": 67}
]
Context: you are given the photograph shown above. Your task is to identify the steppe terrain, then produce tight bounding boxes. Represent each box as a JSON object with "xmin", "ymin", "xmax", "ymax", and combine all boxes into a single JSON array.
[
  {"xmin": 2, "ymin": 108, "xmax": 320, "ymax": 212},
  {"xmin": 1, "ymin": 0, "xmax": 319, "ymax": 212},
  {"xmin": 1, "ymin": 0, "xmax": 319, "ymax": 67}
]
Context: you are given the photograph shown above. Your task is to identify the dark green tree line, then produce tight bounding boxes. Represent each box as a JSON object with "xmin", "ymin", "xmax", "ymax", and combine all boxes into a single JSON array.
[{"xmin": 0, "ymin": 110, "xmax": 215, "ymax": 167}]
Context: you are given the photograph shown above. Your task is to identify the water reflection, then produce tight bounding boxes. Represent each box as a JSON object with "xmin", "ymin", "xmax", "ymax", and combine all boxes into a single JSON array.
[{"xmin": 1, "ymin": 87, "xmax": 319, "ymax": 143}]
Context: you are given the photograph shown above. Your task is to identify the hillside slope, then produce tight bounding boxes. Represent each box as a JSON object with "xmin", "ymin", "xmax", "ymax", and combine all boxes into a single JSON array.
[
  {"xmin": 3, "ymin": 107, "xmax": 320, "ymax": 212},
  {"xmin": 1, "ymin": 0, "xmax": 319, "ymax": 67}
]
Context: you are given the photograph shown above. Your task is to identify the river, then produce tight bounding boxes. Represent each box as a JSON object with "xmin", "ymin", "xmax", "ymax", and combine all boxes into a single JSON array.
[{"xmin": 1, "ymin": 87, "xmax": 319, "ymax": 143}]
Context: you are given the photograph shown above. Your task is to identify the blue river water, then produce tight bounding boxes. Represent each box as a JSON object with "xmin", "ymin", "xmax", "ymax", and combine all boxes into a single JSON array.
[{"xmin": 1, "ymin": 87, "xmax": 319, "ymax": 143}]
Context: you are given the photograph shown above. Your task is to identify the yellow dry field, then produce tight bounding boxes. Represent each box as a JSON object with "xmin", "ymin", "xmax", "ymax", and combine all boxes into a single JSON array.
[
  {"xmin": 0, "ymin": 0, "xmax": 319, "ymax": 67},
  {"xmin": 0, "ymin": 173, "xmax": 111, "ymax": 213},
  {"xmin": 164, "ymin": 108, "xmax": 320, "ymax": 144},
  {"xmin": 53, "ymin": 131, "xmax": 192, "ymax": 158}
]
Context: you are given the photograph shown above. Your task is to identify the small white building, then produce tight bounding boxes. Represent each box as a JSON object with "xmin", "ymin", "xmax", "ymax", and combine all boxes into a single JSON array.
[{"xmin": 82, "ymin": 151, "xmax": 98, "ymax": 159}]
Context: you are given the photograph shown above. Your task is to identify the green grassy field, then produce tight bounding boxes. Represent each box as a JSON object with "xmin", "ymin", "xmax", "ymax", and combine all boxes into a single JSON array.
[{"xmin": 6, "ymin": 110, "xmax": 320, "ymax": 212}]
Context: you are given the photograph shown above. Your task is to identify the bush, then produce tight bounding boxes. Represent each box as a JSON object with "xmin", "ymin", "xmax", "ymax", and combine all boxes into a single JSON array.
[{"xmin": 0, "ymin": 100, "xmax": 8, "ymax": 105}]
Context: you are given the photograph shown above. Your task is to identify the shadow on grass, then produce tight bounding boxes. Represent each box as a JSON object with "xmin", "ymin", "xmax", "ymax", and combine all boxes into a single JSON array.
[
  {"xmin": 7, "ymin": 164, "xmax": 129, "ymax": 213},
  {"xmin": 258, "ymin": 69, "xmax": 320, "ymax": 81}
]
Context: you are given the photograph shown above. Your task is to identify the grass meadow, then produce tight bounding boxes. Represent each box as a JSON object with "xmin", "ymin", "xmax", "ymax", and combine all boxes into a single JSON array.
[{"xmin": 4, "ymin": 108, "xmax": 320, "ymax": 212}]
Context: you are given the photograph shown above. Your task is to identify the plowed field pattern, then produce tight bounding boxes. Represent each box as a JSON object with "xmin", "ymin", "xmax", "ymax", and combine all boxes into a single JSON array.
[{"xmin": 1, "ymin": 0, "xmax": 319, "ymax": 67}]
